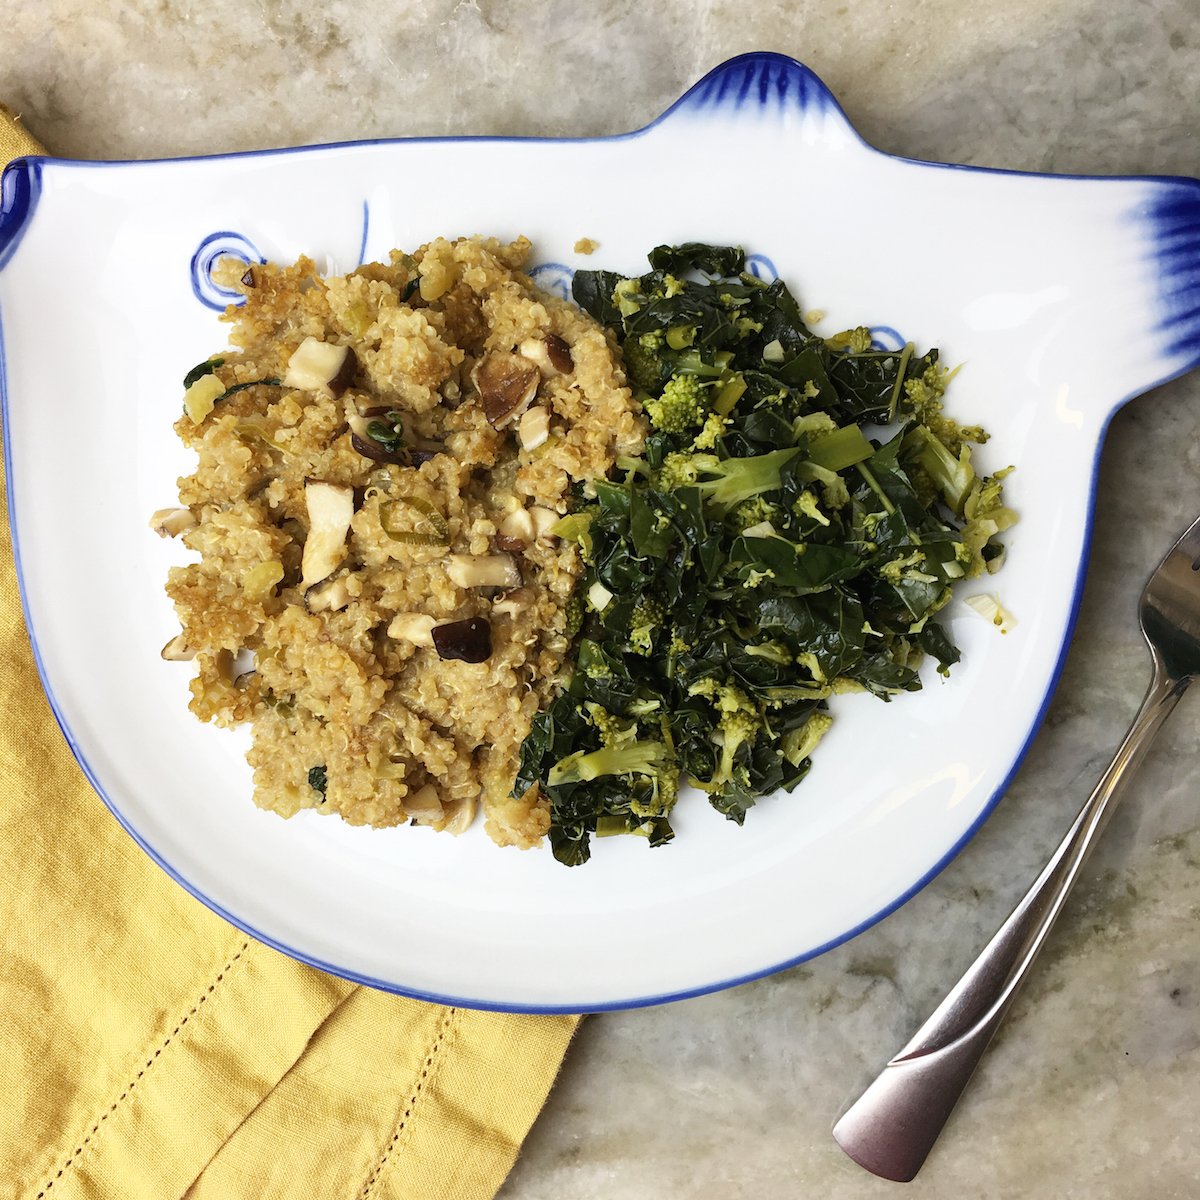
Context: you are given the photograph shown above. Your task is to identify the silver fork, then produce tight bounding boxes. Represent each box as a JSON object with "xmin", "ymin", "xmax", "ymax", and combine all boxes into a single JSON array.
[{"xmin": 833, "ymin": 511, "xmax": 1200, "ymax": 1182}]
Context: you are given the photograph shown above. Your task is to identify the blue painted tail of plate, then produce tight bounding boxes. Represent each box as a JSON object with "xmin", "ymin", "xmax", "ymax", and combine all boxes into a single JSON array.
[{"xmin": 1143, "ymin": 177, "xmax": 1200, "ymax": 368}]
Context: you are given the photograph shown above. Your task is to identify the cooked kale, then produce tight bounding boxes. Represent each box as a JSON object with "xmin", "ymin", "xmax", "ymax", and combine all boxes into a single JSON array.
[{"xmin": 517, "ymin": 243, "xmax": 1016, "ymax": 866}]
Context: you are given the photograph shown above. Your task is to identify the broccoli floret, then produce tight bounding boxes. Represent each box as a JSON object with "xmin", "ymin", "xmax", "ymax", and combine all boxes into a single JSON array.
[
  {"xmin": 628, "ymin": 596, "xmax": 665, "ymax": 655},
  {"xmin": 691, "ymin": 411, "xmax": 727, "ymax": 451},
  {"xmin": 643, "ymin": 373, "xmax": 709, "ymax": 434},
  {"xmin": 902, "ymin": 364, "xmax": 981, "ymax": 455},
  {"xmin": 656, "ymin": 451, "xmax": 701, "ymax": 490},
  {"xmin": 731, "ymin": 494, "xmax": 781, "ymax": 531},
  {"xmin": 583, "ymin": 702, "xmax": 639, "ymax": 747},
  {"xmin": 547, "ymin": 738, "xmax": 670, "ymax": 787},
  {"xmin": 792, "ymin": 489, "xmax": 830, "ymax": 527},
  {"xmin": 687, "ymin": 677, "xmax": 761, "ymax": 796},
  {"xmin": 904, "ymin": 425, "xmax": 976, "ymax": 514},
  {"xmin": 826, "ymin": 326, "xmax": 874, "ymax": 353},
  {"xmin": 781, "ymin": 711, "xmax": 834, "ymax": 768},
  {"xmin": 622, "ymin": 331, "xmax": 668, "ymax": 391},
  {"xmin": 961, "ymin": 467, "xmax": 1017, "ymax": 577}
]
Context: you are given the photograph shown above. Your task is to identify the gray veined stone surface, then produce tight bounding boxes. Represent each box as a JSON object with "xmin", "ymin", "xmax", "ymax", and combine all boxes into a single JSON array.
[{"xmin": 4, "ymin": 2, "xmax": 1200, "ymax": 1196}]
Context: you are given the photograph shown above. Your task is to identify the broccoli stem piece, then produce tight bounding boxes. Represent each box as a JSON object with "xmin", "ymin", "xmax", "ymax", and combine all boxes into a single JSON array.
[
  {"xmin": 807, "ymin": 424, "xmax": 874, "ymax": 472},
  {"xmin": 686, "ymin": 446, "xmax": 804, "ymax": 511},
  {"xmin": 547, "ymin": 739, "xmax": 670, "ymax": 787}
]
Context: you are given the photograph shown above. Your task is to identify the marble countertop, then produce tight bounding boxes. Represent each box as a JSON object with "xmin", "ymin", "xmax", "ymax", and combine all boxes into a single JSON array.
[{"xmin": 5, "ymin": 2, "xmax": 1200, "ymax": 1196}]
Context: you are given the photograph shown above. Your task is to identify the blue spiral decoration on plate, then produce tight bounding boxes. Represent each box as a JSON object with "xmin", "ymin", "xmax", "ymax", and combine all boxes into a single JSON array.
[
  {"xmin": 191, "ymin": 231, "xmax": 265, "ymax": 311},
  {"xmin": 869, "ymin": 325, "xmax": 907, "ymax": 352},
  {"xmin": 528, "ymin": 262, "xmax": 574, "ymax": 301},
  {"xmin": 744, "ymin": 253, "xmax": 777, "ymax": 282}
]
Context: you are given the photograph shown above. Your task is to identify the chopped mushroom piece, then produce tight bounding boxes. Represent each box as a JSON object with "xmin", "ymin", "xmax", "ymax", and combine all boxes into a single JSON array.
[
  {"xmin": 441, "ymin": 794, "xmax": 477, "ymax": 835},
  {"xmin": 491, "ymin": 588, "xmax": 532, "ymax": 619},
  {"xmin": 405, "ymin": 783, "xmax": 444, "ymax": 825},
  {"xmin": 283, "ymin": 337, "xmax": 356, "ymax": 397},
  {"xmin": 161, "ymin": 633, "xmax": 195, "ymax": 661},
  {"xmin": 518, "ymin": 335, "xmax": 573, "ymax": 377},
  {"xmin": 518, "ymin": 404, "xmax": 551, "ymax": 451},
  {"xmin": 530, "ymin": 506, "xmax": 560, "ymax": 540},
  {"xmin": 150, "ymin": 507, "xmax": 198, "ymax": 538},
  {"xmin": 545, "ymin": 333, "xmax": 574, "ymax": 374},
  {"xmin": 300, "ymin": 481, "xmax": 354, "ymax": 589},
  {"xmin": 305, "ymin": 575, "xmax": 353, "ymax": 613},
  {"xmin": 387, "ymin": 612, "xmax": 436, "ymax": 647},
  {"xmin": 471, "ymin": 352, "xmax": 539, "ymax": 427},
  {"xmin": 446, "ymin": 553, "xmax": 521, "ymax": 590},
  {"xmin": 431, "ymin": 617, "xmax": 492, "ymax": 663},
  {"xmin": 497, "ymin": 507, "xmax": 535, "ymax": 547}
]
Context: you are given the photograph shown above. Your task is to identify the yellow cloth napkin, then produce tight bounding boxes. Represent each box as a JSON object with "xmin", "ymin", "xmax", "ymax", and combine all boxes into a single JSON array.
[{"xmin": 0, "ymin": 111, "xmax": 578, "ymax": 1200}]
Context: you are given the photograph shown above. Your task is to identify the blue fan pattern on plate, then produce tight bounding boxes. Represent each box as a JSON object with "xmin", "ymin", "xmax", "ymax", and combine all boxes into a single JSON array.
[
  {"xmin": 1143, "ymin": 178, "xmax": 1200, "ymax": 362},
  {"xmin": 675, "ymin": 53, "xmax": 834, "ymax": 116},
  {"xmin": 190, "ymin": 231, "xmax": 265, "ymax": 311}
]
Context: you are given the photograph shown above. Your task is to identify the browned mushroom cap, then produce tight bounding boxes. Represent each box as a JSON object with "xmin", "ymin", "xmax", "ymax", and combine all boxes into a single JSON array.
[
  {"xmin": 545, "ymin": 333, "xmax": 573, "ymax": 374},
  {"xmin": 471, "ymin": 353, "xmax": 539, "ymax": 427},
  {"xmin": 431, "ymin": 616, "xmax": 492, "ymax": 663}
]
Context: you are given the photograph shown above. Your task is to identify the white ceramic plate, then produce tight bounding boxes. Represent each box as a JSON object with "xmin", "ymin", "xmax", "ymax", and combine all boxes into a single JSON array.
[{"xmin": 2, "ymin": 53, "xmax": 1198, "ymax": 1012}]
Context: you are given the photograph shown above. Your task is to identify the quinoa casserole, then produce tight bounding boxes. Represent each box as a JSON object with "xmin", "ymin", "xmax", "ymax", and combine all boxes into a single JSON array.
[{"xmin": 154, "ymin": 236, "xmax": 644, "ymax": 849}]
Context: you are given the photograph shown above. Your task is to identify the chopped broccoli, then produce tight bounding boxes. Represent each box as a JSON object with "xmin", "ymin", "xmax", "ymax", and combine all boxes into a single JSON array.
[
  {"xmin": 547, "ymin": 738, "xmax": 670, "ymax": 787},
  {"xmin": 904, "ymin": 425, "xmax": 976, "ymax": 514},
  {"xmin": 731, "ymin": 495, "xmax": 781, "ymax": 531},
  {"xmin": 628, "ymin": 596, "xmax": 665, "ymax": 655},
  {"xmin": 961, "ymin": 467, "xmax": 1018, "ymax": 576},
  {"xmin": 657, "ymin": 447, "xmax": 803, "ymax": 512},
  {"xmin": 902, "ymin": 364, "xmax": 981, "ymax": 455},
  {"xmin": 643, "ymin": 373, "xmax": 709, "ymax": 434},
  {"xmin": 781, "ymin": 712, "xmax": 834, "ymax": 767},
  {"xmin": 826, "ymin": 326, "xmax": 874, "ymax": 353},
  {"xmin": 622, "ymin": 331, "xmax": 668, "ymax": 391},
  {"xmin": 687, "ymin": 677, "xmax": 761, "ymax": 797},
  {"xmin": 792, "ymin": 489, "xmax": 830, "ymax": 527},
  {"xmin": 691, "ymin": 411, "xmax": 728, "ymax": 450}
]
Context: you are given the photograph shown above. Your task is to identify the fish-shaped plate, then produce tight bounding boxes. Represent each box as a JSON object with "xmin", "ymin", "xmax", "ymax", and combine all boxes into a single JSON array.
[{"xmin": 1, "ymin": 52, "xmax": 1197, "ymax": 1011}]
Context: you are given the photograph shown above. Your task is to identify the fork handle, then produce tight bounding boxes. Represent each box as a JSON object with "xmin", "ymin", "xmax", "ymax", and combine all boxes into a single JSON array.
[{"xmin": 833, "ymin": 655, "xmax": 1189, "ymax": 1182}]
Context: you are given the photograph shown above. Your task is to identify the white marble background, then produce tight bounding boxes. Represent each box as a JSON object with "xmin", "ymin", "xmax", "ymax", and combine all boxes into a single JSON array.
[{"xmin": 5, "ymin": 2, "xmax": 1200, "ymax": 1196}]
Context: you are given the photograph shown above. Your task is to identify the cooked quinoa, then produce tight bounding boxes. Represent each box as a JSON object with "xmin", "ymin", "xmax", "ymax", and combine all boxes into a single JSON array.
[{"xmin": 159, "ymin": 236, "xmax": 643, "ymax": 848}]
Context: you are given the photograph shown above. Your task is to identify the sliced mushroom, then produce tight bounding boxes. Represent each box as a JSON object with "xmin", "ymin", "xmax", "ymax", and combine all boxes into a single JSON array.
[
  {"xmin": 387, "ymin": 612, "xmax": 436, "ymax": 647},
  {"xmin": 491, "ymin": 588, "xmax": 532, "ymax": 619},
  {"xmin": 518, "ymin": 335, "xmax": 573, "ymax": 377},
  {"xmin": 441, "ymin": 793, "xmax": 477, "ymax": 835},
  {"xmin": 517, "ymin": 404, "xmax": 551, "ymax": 451},
  {"xmin": 300, "ymin": 481, "xmax": 354, "ymax": 589},
  {"xmin": 283, "ymin": 337, "xmax": 356, "ymax": 397},
  {"xmin": 530, "ymin": 506, "xmax": 560, "ymax": 541},
  {"xmin": 150, "ymin": 507, "xmax": 198, "ymax": 538},
  {"xmin": 405, "ymin": 783, "xmax": 444, "ymax": 825},
  {"xmin": 305, "ymin": 575, "xmax": 353, "ymax": 613},
  {"xmin": 431, "ymin": 617, "xmax": 492, "ymax": 663},
  {"xmin": 161, "ymin": 633, "xmax": 195, "ymax": 661},
  {"xmin": 545, "ymin": 334, "xmax": 574, "ymax": 374},
  {"xmin": 471, "ymin": 352, "xmax": 539, "ymax": 427},
  {"xmin": 496, "ymin": 507, "xmax": 535, "ymax": 549},
  {"xmin": 446, "ymin": 553, "xmax": 521, "ymax": 590}
]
